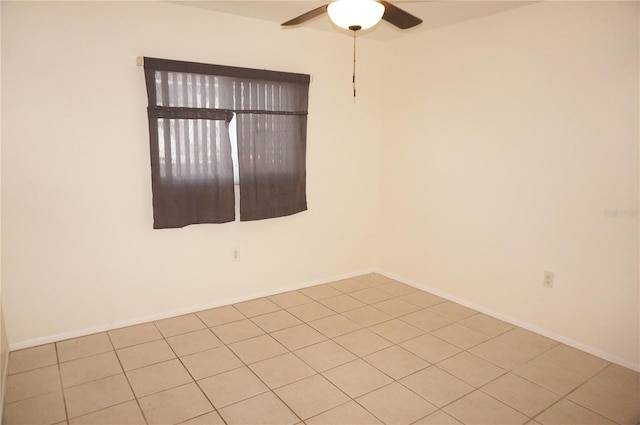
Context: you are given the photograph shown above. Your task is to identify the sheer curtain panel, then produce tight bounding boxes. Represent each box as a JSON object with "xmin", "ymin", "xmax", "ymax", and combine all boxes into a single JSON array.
[{"xmin": 143, "ymin": 57, "xmax": 310, "ymax": 228}]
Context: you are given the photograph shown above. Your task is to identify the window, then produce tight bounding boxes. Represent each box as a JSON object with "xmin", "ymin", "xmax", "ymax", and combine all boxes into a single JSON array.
[{"xmin": 143, "ymin": 57, "xmax": 311, "ymax": 229}]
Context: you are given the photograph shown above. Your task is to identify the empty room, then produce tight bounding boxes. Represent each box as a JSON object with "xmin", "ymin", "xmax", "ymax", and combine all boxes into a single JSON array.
[{"xmin": 0, "ymin": 0, "xmax": 638, "ymax": 424}]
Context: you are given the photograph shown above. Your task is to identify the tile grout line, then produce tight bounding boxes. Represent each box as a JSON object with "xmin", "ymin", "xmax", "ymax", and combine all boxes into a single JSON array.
[
  {"xmin": 107, "ymin": 325, "xmax": 150, "ymax": 425},
  {"xmin": 3, "ymin": 275, "xmax": 637, "ymax": 425},
  {"xmin": 200, "ymin": 283, "xmax": 391, "ymax": 424},
  {"xmin": 292, "ymin": 297, "xmax": 430, "ymax": 424},
  {"xmin": 54, "ymin": 343, "xmax": 70, "ymax": 425},
  {"xmin": 151, "ymin": 314, "xmax": 225, "ymax": 424},
  {"xmin": 199, "ymin": 322, "xmax": 302, "ymax": 425},
  {"xmin": 329, "ymin": 287, "xmax": 533, "ymax": 424},
  {"xmin": 179, "ymin": 310, "xmax": 294, "ymax": 425}
]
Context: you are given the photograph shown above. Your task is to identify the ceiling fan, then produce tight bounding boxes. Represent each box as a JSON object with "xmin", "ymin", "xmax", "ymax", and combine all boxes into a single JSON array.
[
  {"xmin": 283, "ymin": 0, "xmax": 422, "ymax": 98},
  {"xmin": 282, "ymin": 0, "xmax": 423, "ymax": 31}
]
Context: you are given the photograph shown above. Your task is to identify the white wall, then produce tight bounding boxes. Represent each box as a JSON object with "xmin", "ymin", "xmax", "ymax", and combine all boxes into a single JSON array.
[
  {"xmin": 380, "ymin": 1, "xmax": 639, "ymax": 369},
  {"xmin": 3, "ymin": 0, "xmax": 638, "ymax": 371},
  {"xmin": 1, "ymin": 1, "xmax": 384, "ymax": 346},
  {"xmin": 0, "ymin": 0, "xmax": 8, "ymax": 415}
]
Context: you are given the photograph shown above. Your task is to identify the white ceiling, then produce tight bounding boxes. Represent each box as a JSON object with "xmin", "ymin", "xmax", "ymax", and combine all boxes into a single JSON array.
[{"xmin": 172, "ymin": 1, "xmax": 534, "ymax": 40}]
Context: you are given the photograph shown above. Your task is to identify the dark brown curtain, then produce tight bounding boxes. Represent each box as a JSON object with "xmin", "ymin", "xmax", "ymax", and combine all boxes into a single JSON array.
[
  {"xmin": 143, "ymin": 57, "xmax": 310, "ymax": 228},
  {"xmin": 235, "ymin": 81, "xmax": 309, "ymax": 221}
]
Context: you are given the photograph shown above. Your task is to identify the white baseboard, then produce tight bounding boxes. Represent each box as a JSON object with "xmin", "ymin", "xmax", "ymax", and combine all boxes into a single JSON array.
[
  {"xmin": 378, "ymin": 270, "xmax": 640, "ymax": 372},
  {"xmin": 9, "ymin": 267, "xmax": 638, "ymax": 373},
  {"xmin": 8, "ymin": 268, "xmax": 376, "ymax": 352}
]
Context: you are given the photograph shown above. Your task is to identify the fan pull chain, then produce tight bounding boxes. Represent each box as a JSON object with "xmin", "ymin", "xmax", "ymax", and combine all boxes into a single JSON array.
[{"xmin": 352, "ymin": 28, "xmax": 357, "ymax": 100}]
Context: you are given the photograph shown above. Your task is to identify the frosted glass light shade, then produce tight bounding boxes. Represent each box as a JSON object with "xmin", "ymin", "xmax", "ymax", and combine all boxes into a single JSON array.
[{"xmin": 327, "ymin": 0, "xmax": 385, "ymax": 30}]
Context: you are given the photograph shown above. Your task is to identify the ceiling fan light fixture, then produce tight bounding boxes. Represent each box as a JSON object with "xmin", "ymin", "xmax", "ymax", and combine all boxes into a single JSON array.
[{"xmin": 327, "ymin": 0, "xmax": 385, "ymax": 31}]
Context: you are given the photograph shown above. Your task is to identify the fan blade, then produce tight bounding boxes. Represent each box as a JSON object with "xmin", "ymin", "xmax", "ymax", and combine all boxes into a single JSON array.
[
  {"xmin": 282, "ymin": 5, "xmax": 328, "ymax": 26},
  {"xmin": 379, "ymin": 1, "xmax": 422, "ymax": 29}
]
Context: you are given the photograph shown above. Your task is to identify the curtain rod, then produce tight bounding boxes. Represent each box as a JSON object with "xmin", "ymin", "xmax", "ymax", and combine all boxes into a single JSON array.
[{"xmin": 136, "ymin": 56, "xmax": 313, "ymax": 82}]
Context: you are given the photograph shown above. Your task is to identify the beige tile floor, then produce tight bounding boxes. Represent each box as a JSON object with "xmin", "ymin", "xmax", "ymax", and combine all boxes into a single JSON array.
[{"xmin": 3, "ymin": 273, "xmax": 639, "ymax": 425}]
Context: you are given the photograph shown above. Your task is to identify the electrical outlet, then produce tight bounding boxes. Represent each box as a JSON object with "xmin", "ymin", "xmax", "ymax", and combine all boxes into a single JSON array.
[
  {"xmin": 543, "ymin": 271, "xmax": 554, "ymax": 288},
  {"xmin": 233, "ymin": 248, "xmax": 240, "ymax": 262}
]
